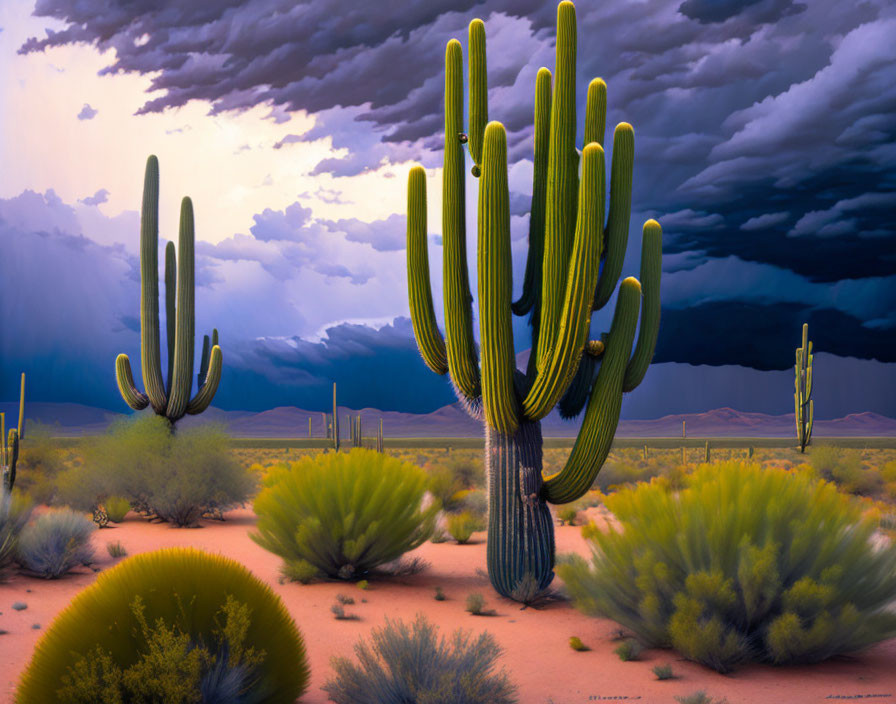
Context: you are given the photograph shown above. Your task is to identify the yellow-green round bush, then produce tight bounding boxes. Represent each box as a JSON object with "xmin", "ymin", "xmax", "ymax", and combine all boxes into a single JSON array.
[
  {"xmin": 17, "ymin": 547, "xmax": 308, "ymax": 703},
  {"xmin": 252, "ymin": 449, "xmax": 438, "ymax": 580},
  {"xmin": 103, "ymin": 496, "xmax": 131, "ymax": 523},
  {"xmin": 558, "ymin": 462, "xmax": 896, "ymax": 672}
]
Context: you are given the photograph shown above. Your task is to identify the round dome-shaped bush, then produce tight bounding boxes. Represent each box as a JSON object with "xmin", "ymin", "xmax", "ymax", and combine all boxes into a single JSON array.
[
  {"xmin": 252, "ymin": 448, "xmax": 438, "ymax": 580},
  {"xmin": 17, "ymin": 547, "xmax": 308, "ymax": 703}
]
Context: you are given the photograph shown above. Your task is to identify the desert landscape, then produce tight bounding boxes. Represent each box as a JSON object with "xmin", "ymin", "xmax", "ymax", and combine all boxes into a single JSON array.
[{"xmin": 3, "ymin": 0, "xmax": 896, "ymax": 701}]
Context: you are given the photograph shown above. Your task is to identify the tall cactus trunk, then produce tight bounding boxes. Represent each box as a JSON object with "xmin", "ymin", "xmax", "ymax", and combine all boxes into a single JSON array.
[{"xmin": 486, "ymin": 421, "xmax": 554, "ymax": 596}]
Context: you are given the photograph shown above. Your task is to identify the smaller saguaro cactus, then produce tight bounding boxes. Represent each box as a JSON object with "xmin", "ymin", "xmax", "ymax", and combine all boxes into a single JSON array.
[
  {"xmin": 682, "ymin": 420, "xmax": 686, "ymax": 439},
  {"xmin": 704, "ymin": 440, "xmax": 711, "ymax": 463},
  {"xmin": 308, "ymin": 417, "xmax": 312, "ymax": 439},
  {"xmin": 376, "ymin": 419, "xmax": 384, "ymax": 453},
  {"xmin": 115, "ymin": 156, "xmax": 222, "ymax": 428},
  {"xmin": 1, "ymin": 374, "xmax": 25, "ymax": 492},
  {"xmin": 795, "ymin": 323, "xmax": 814, "ymax": 453},
  {"xmin": 332, "ymin": 383, "xmax": 340, "ymax": 451}
]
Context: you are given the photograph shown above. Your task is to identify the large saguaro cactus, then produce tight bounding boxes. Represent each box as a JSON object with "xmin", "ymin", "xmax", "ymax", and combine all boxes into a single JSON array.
[
  {"xmin": 115, "ymin": 156, "xmax": 222, "ymax": 428},
  {"xmin": 406, "ymin": 1, "xmax": 662, "ymax": 600},
  {"xmin": 795, "ymin": 322, "xmax": 814, "ymax": 453}
]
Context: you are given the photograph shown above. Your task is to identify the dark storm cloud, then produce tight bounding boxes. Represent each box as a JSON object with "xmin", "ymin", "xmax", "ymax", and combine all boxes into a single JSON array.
[
  {"xmin": 20, "ymin": 0, "xmax": 896, "ymax": 368},
  {"xmin": 216, "ymin": 318, "xmax": 456, "ymax": 412}
]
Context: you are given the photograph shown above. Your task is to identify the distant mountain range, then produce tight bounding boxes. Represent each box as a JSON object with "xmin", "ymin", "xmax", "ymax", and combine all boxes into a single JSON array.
[{"xmin": 3, "ymin": 402, "xmax": 895, "ymax": 438}]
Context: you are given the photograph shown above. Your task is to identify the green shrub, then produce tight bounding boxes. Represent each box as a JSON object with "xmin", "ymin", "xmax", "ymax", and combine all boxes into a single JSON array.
[
  {"xmin": 17, "ymin": 547, "xmax": 308, "ymax": 703},
  {"xmin": 279, "ymin": 559, "xmax": 319, "ymax": 584},
  {"xmin": 557, "ymin": 508, "xmax": 578, "ymax": 526},
  {"xmin": 0, "ymin": 489, "xmax": 33, "ymax": 577},
  {"xmin": 13, "ymin": 424, "xmax": 68, "ymax": 504},
  {"xmin": 558, "ymin": 462, "xmax": 896, "ymax": 672},
  {"xmin": 103, "ymin": 496, "xmax": 130, "ymax": 523},
  {"xmin": 106, "ymin": 541, "xmax": 126, "ymax": 559},
  {"xmin": 16, "ymin": 509, "xmax": 95, "ymax": 578},
  {"xmin": 323, "ymin": 615, "xmax": 517, "ymax": 704},
  {"xmin": 676, "ymin": 692, "xmax": 727, "ymax": 704},
  {"xmin": 434, "ymin": 587, "xmax": 446, "ymax": 601},
  {"xmin": 426, "ymin": 464, "xmax": 465, "ymax": 512},
  {"xmin": 653, "ymin": 663, "xmax": 674, "ymax": 680},
  {"xmin": 568, "ymin": 636, "xmax": 588, "ymax": 651},
  {"xmin": 446, "ymin": 511, "xmax": 484, "ymax": 544},
  {"xmin": 251, "ymin": 449, "xmax": 438, "ymax": 580},
  {"xmin": 55, "ymin": 417, "xmax": 255, "ymax": 527},
  {"xmin": 809, "ymin": 446, "xmax": 881, "ymax": 495},
  {"xmin": 466, "ymin": 592, "xmax": 494, "ymax": 616},
  {"xmin": 614, "ymin": 639, "xmax": 642, "ymax": 661}
]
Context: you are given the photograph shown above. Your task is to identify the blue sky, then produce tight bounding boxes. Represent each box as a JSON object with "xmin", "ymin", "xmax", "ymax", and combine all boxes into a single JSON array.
[{"xmin": 1, "ymin": 0, "xmax": 894, "ymax": 418}]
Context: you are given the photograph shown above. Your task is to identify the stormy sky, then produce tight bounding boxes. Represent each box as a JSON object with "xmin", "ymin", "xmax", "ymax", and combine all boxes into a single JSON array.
[{"xmin": 1, "ymin": 0, "xmax": 894, "ymax": 418}]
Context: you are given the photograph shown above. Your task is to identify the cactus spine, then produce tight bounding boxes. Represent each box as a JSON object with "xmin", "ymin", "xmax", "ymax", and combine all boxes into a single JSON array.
[
  {"xmin": 115, "ymin": 156, "xmax": 222, "ymax": 427},
  {"xmin": 405, "ymin": 1, "xmax": 662, "ymax": 600},
  {"xmin": 795, "ymin": 322, "xmax": 814, "ymax": 453}
]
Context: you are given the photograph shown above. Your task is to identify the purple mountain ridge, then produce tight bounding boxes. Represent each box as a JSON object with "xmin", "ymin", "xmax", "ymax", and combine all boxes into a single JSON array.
[{"xmin": 4, "ymin": 402, "xmax": 895, "ymax": 438}]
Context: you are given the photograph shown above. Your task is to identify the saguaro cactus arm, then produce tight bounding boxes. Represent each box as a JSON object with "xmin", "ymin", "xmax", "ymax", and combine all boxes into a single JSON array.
[
  {"xmin": 538, "ymin": 1, "xmax": 578, "ymax": 371},
  {"xmin": 140, "ymin": 156, "xmax": 167, "ymax": 413},
  {"xmin": 165, "ymin": 241, "xmax": 176, "ymax": 396},
  {"xmin": 442, "ymin": 39, "xmax": 481, "ymax": 400},
  {"xmin": 542, "ymin": 278, "xmax": 641, "ymax": 504},
  {"xmin": 592, "ymin": 123, "xmax": 634, "ymax": 309},
  {"xmin": 186, "ymin": 345, "xmax": 221, "ymax": 415},
  {"xmin": 623, "ymin": 220, "xmax": 663, "ymax": 392},
  {"xmin": 467, "ymin": 19, "xmax": 487, "ymax": 171},
  {"xmin": 166, "ymin": 197, "xmax": 197, "ymax": 420},
  {"xmin": 115, "ymin": 355, "xmax": 150, "ymax": 410},
  {"xmin": 478, "ymin": 122, "xmax": 519, "ymax": 434},
  {"xmin": 17, "ymin": 373, "xmax": 26, "ymax": 440},
  {"xmin": 522, "ymin": 142, "xmax": 605, "ymax": 422},
  {"xmin": 406, "ymin": 167, "xmax": 448, "ymax": 375},
  {"xmin": 511, "ymin": 68, "xmax": 551, "ymax": 317}
]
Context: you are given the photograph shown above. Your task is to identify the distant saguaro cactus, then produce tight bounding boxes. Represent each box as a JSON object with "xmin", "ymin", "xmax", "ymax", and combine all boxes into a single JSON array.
[
  {"xmin": 332, "ymin": 383, "xmax": 340, "ymax": 451},
  {"xmin": 115, "ymin": 156, "xmax": 222, "ymax": 428},
  {"xmin": 406, "ymin": 1, "xmax": 662, "ymax": 600},
  {"xmin": 795, "ymin": 322, "xmax": 814, "ymax": 453},
  {"xmin": 1, "ymin": 373, "xmax": 25, "ymax": 491}
]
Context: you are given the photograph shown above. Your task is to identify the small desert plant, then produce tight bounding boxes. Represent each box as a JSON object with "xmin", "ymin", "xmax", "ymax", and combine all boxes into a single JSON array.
[
  {"xmin": 434, "ymin": 587, "xmax": 446, "ymax": 601},
  {"xmin": 614, "ymin": 639, "xmax": 642, "ymax": 661},
  {"xmin": 569, "ymin": 636, "xmax": 588, "ymax": 651},
  {"xmin": 323, "ymin": 615, "xmax": 517, "ymax": 704},
  {"xmin": 16, "ymin": 547, "xmax": 308, "ymax": 703},
  {"xmin": 331, "ymin": 602, "xmax": 359, "ymax": 621},
  {"xmin": 106, "ymin": 541, "xmax": 127, "ymax": 559},
  {"xmin": 446, "ymin": 511, "xmax": 483, "ymax": 544},
  {"xmin": 356, "ymin": 580, "xmax": 369, "ymax": 590},
  {"xmin": 676, "ymin": 691, "xmax": 727, "ymax": 704},
  {"xmin": 557, "ymin": 508, "xmax": 578, "ymax": 526},
  {"xmin": 336, "ymin": 593, "xmax": 355, "ymax": 605},
  {"xmin": 16, "ymin": 509, "xmax": 95, "ymax": 578},
  {"xmin": 427, "ymin": 464, "xmax": 466, "ymax": 512},
  {"xmin": 466, "ymin": 592, "xmax": 495, "ymax": 616},
  {"xmin": 252, "ymin": 449, "xmax": 438, "ymax": 580},
  {"xmin": 279, "ymin": 559, "xmax": 319, "ymax": 584},
  {"xmin": 103, "ymin": 496, "xmax": 130, "ymax": 523},
  {"xmin": 559, "ymin": 462, "xmax": 896, "ymax": 672},
  {"xmin": 653, "ymin": 663, "xmax": 675, "ymax": 680}
]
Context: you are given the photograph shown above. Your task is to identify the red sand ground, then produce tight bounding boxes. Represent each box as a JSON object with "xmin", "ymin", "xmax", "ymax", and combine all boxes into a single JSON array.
[{"xmin": 1, "ymin": 507, "xmax": 894, "ymax": 704}]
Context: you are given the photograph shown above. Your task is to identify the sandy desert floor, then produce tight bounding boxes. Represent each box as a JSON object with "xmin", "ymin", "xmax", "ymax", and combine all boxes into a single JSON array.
[{"xmin": 1, "ymin": 506, "xmax": 894, "ymax": 704}]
